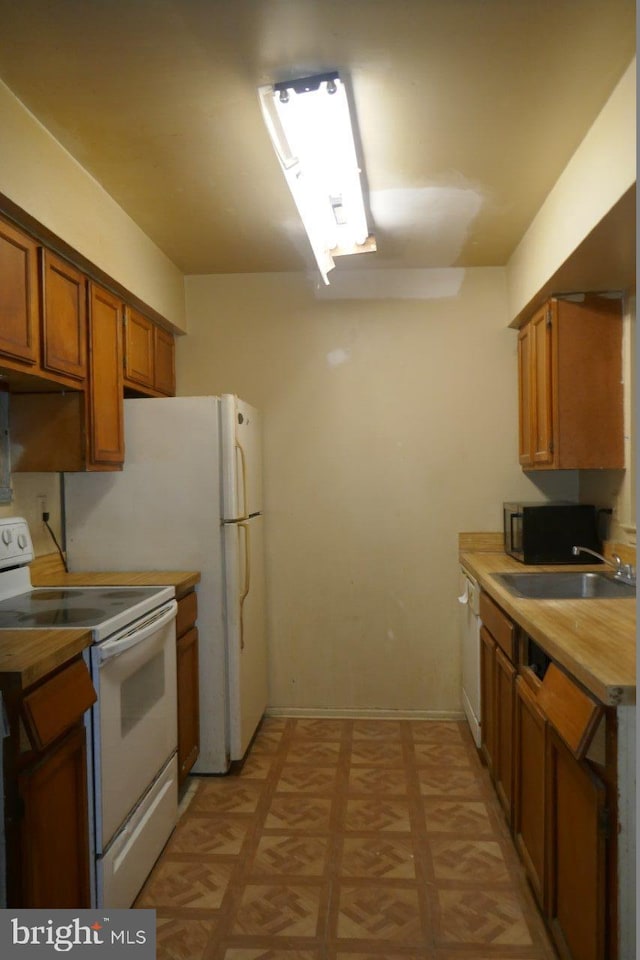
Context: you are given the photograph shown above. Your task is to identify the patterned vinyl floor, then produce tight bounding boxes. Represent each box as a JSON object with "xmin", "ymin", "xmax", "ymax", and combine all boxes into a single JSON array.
[{"xmin": 135, "ymin": 717, "xmax": 558, "ymax": 959}]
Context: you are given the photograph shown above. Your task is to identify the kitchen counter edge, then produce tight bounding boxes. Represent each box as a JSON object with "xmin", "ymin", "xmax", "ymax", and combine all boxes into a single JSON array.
[{"xmin": 31, "ymin": 568, "xmax": 201, "ymax": 599}]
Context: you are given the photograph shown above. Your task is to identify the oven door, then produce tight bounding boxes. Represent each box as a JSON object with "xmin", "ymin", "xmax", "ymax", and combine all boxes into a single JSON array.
[{"xmin": 91, "ymin": 600, "xmax": 177, "ymax": 854}]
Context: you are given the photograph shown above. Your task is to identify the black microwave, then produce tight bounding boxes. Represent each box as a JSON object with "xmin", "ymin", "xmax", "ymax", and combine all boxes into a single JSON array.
[{"xmin": 503, "ymin": 502, "xmax": 601, "ymax": 564}]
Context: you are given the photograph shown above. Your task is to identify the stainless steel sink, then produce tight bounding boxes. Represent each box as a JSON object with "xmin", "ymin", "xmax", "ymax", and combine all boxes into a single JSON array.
[{"xmin": 492, "ymin": 571, "xmax": 636, "ymax": 599}]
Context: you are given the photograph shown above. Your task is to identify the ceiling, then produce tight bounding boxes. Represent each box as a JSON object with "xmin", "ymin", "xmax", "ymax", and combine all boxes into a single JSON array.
[{"xmin": 0, "ymin": 0, "xmax": 635, "ymax": 278}]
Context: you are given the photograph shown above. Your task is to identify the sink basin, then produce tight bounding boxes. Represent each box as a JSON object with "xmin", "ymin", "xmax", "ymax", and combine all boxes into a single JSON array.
[{"xmin": 493, "ymin": 571, "xmax": 636, "ymax": 600}]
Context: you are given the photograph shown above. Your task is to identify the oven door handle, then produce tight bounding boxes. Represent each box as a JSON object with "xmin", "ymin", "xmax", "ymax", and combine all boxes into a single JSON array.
[{"xmin": 97, "ymin": 600, "xmax": 177, "ymax": 665}]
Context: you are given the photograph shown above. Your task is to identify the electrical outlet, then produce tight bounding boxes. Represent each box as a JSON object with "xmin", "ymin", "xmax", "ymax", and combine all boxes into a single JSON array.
[{"xmin": 37, "ymin": 494, "xmax": 48, "ymax": 519}]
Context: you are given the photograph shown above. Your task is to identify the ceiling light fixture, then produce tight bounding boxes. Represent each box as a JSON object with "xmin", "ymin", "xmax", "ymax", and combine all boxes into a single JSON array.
[{"xmin": 258, "ymin": 71, "xmax": 376, "ymax": 284}]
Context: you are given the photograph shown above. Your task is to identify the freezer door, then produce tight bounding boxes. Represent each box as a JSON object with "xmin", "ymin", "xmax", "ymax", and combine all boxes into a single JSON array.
[
  {"xmin": 224, "ymin": 514, "xmax": 268, "ymax": 759},
  {"xmin": 220, "ymin": 394, "xmax": 263, "ymax": 520}
]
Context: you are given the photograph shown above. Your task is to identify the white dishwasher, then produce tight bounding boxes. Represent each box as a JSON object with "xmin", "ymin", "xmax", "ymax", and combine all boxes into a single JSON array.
[{"xmin": 458, "ymin": 567, "xmax": 481, "ymax": 747}]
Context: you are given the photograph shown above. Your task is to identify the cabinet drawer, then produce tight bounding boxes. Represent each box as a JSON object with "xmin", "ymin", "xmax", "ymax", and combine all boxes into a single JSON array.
[
  {"xmin": 176, "ymin": 590, "xmax": 198, "ymax": 638},
  {"xmin": 479, "ymin": 591, "xmax": 515, "ymax": 661},
  {"xmin": 22, "ymin": 659, "xmax": 97, "ymax": 751},
  {"xmin": 537, "ymin": 663, "xmax": 601, "ymax": 760}
]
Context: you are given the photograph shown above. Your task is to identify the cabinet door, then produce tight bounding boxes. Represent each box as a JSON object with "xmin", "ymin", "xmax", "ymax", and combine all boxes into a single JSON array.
[
  {"xmin": 514, "ymin": 675, "xmax": 546, "ymax": 908},
  {"xmin": 41, "ymin": 249, "xmax": 87, "ymax": 382},
  {"xmin": 88, "ymin": 283, "xmax": 124, "ymax": 467},
  {"xmin": 546, "ymin": 728, "xmax": 606, "ymax": 960},
  {"xmin": 480, "ymin": 625, "xmax": 496, "ymax": 773},
  {"xmin": 18, "ymin": 724, "xmax": 91, "ymax": 907},
  {"xmin": 518, "ymin": 325, "xmax": 532, "ymax": 466},
  {"xmin": 494, "ymin": 646, "xmax": 516, "ymax": 824},
  {"xmin": 177, "ymin": 626, "xmax": 199, "ymax": 786},
  {"xmin": 154, "ymin": 325, "xmax": 176, "ymax": 396},
  {"xmin": 124, "ymin": 306, "xmax": 155, "ymax": 388},
  {"xmin": 530, "ymin": 306, "xmax": 555, "ymax": 466},
  {"xmin": 0, "ymin": 218, "xmax": 39, "ymax": 365}
]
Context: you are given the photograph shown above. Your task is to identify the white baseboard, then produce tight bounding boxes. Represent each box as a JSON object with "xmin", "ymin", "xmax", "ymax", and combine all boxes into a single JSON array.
[{"xmin": 265, "ymin": 706, "xmax": 465, "ymax": 721}]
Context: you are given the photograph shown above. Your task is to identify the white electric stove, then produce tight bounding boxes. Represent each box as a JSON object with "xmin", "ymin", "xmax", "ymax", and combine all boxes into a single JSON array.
[{"xmin": 0, "ymin": 517, "xmax": 179, "ymax": 909}]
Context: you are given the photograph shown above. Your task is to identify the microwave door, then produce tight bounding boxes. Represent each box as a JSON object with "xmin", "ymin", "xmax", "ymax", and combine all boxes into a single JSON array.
[{"xmin": 510, "ymin": 511, "xmax": 523, "ymax": 557}]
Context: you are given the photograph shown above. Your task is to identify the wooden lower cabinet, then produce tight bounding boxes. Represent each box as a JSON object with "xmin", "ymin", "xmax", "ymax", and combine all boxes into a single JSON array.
[
  {"xmin": 479, "ymin": 597, "xmax": 516, "ymax": 827},
  {"xmin": 479, "ymin": 625, "xmax": 496, "ymax": 773},
  {"xmin": 494, "ymin": 646, "xmax": 516, "ymax": 824},
  {"xmin": 177, "ymin": 626, "xmax": 199, "ymax": 785},
  {"xmin": 3, "ymin": 655, "xmax": 96, "ymax": 908},
  {"xmin": 18, "ymin": 724, "xmax": 91, "ymax": 908},
  {"xmin": 513, "ymin": 674, "xmax": 546, "ymax": 908},
  {"xmin": 176, "ymin": 590, "xmax": 199, "ymax": 786},
  {"xmin": 479, "ymin": 595, "xmax": 611, "ymax": 959},
  {"xmin": 546, "ymin": 728, "xmax": 606, "ymax": 960}
]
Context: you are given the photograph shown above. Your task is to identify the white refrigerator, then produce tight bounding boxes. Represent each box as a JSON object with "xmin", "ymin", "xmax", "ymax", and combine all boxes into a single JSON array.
[{"xmin": 63, "ymin": 394, "xmax": 268, "ymax": 773}]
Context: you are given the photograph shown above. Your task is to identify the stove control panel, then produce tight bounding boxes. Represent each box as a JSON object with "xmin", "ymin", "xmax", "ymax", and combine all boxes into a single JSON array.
[{"xmin": 0, "ymin": 517, "xmax": 34, "ymax": 570}]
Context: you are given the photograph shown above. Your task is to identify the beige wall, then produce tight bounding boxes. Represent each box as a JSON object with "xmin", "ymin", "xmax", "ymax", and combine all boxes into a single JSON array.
[
  {"xmin": 507, "ymin": 58, "xmax": 636, "ymax": 322},
  {"xmin": 178, "ymin": 268, "xmax": 576, "ymax": 715},
  {"xmin": 0, "ymin": 80, "xmax": 186, "ymax": 330}
]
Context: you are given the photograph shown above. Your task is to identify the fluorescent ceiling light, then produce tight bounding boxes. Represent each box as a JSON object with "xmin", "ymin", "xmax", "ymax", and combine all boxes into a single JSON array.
[{"xmin": 259, "ymin": 72, "xmax": 376, "ymax": 284}]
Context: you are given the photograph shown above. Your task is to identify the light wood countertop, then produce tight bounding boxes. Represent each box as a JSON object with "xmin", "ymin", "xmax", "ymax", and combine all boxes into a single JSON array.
[
  {"xmin": 460, "ymin": 548, "xmax": 636, "ymax": 707},
  {"xmin": 0, "ymin": 628, "xmax": 93, "ymax": 689},
  {"xmin": 31, "ymin": 568, "xmax": 201, "ymax": 599}
]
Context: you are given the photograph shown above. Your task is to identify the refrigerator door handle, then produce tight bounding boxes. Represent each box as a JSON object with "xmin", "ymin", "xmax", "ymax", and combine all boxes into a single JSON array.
[
  {"xmin": 238, "ymin": 521, "xmax": 251, "ymax": 650},
  {"xmin": 236, "ymin": 440, "xmax": 248, "ymax": 519}
]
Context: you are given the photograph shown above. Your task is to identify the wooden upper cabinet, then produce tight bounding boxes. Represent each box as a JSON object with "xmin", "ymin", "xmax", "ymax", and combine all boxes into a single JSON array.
[
  {"xmin": 530, "ymin": 307, "xmax": 554, "ymax": 466},
  {"xmin": 88, "ymin": 283, "xmax": 125, "ymax": 468},
  {"xmin": 517, "ymin": 325, "xmax": 532, "ymax": 467},
  {"xmin": 517, "ymin": 296, "xmax": 623, "ymax": 470},
  {"xmin": 124, "ymin": 306, "xmax": 155, "ymax": 389},
  {"xmin": 10, "ymin": 285, "xmax": 124, "ymax": 473},
  {"xmin": 40, "ymin": 249, "xmax": 87, "ymax": 383},
  {"xmin": 154, "ymin": 324, "xmax": 176, "ymax": 396},
  {"xmin": 0, "ymin": 218, "xmax": 39, "ymax": 366},
  {"xmin": 519, "ymin": 304, "xmax": 555, "ymax": 467},
  {"xmin": 124, "ymin": 306, "xmax": 176, "ymax": 396}
]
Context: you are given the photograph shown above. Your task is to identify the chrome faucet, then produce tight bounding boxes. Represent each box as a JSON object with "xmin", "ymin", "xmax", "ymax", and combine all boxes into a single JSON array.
[{"xmin": 572, "ymin": 546, "xmax": 636, "ymax": 585}]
